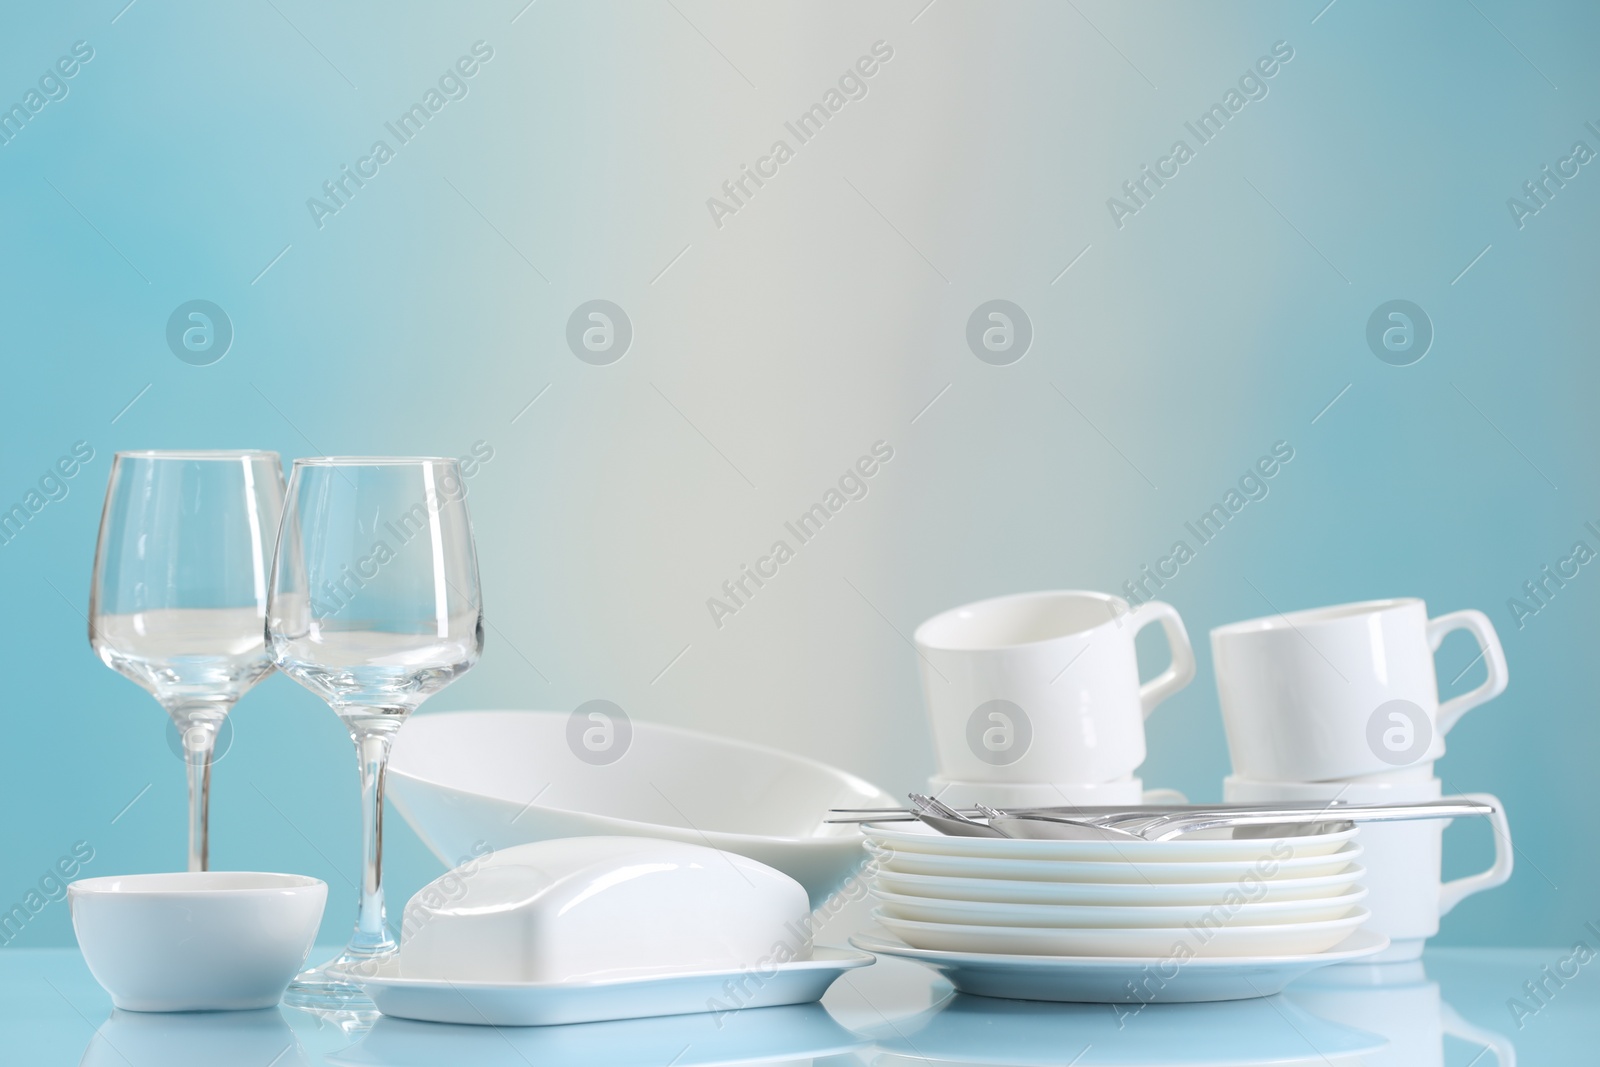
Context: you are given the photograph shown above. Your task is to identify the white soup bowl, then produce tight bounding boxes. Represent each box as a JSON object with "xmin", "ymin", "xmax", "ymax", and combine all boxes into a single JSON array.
[{"xmin": 69, "ymin": 872, "xmax": 326, "ymax": 1012}]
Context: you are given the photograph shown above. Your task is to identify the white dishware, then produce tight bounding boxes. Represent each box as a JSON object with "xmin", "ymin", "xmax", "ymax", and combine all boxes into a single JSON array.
[
  {"xmin": 386, "ymin": 710, "xmax": 895, "ymax": 905},
  {"xmin": 873, "ymin": 866, "xmax": 1365, "ymax": 906},
  {"xmin": 872, "ymin": 886, "xmax": 1366, "ymax": 928},
  {"xmin": 864, "ymin": 818, "xmax": 1356, "ymax": 861},
  {"xmin": 859, "ymin": 988, "xmax": 1387, "ymax": 1066},
  {"xmin": 344, "ymin": 947, "xmax": 873, "ymax": 1027},
  {"xmin": 1225, "ymin": 777, "xmax": 1513, "ymax": 961},
  {"xmin": 847, "ymin": 930, "xmax": 1390, "ymax": 1003},
  {"xmin": 395, "ymin": 837, "xmax": 810, "ymax": 984},
  {"xmin": 927, "ymin": 775, "xmax": 1187, "ymax": 808},
  {"xmin": 68, "ymin": 872, "xmax": 326, "ymax": 1012},
  {"xmin": 1289, "ymin": 960, "xmax": 1518, "ymax": 1067},
  {"xmin": 1212, "ymin": 597, "xmax": 1507, "ymax": 781},
  {"xmin": 327, "ymin": 1003, "xmax": 865, "ymax": 1067},
  {"xmin": 873, "ymin": 842, "xmax": 1363, "ymax": 884},
  {"xmin": 913, "ymin": 591, "xmax": 1196, "ymax": 786},
  {"xmin": 872, "ymin": 908, "xmax": 1370, "ymax": 957}
]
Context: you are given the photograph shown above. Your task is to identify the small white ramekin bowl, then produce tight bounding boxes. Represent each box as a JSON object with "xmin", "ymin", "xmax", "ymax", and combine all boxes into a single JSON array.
[{"xmin": 69, "ymin": 872, "xmax": 326, "ymax": 1011}]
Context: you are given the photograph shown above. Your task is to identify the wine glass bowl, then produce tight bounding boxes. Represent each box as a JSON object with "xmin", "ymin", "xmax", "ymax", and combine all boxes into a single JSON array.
[
  {"xmin": 266, "ymin": 610, "xmax": 481, "ymax": 721},
  {"xmin": 92, "ymin": 611, "xmax": 277, "ymax": 713},
  {"xmin": 266, "ymin": 457, "xmax": 484, "ymax": 1009},
  {"xmin": 89, "ymin": 450, "xmax": 286, "ymax": 873}
]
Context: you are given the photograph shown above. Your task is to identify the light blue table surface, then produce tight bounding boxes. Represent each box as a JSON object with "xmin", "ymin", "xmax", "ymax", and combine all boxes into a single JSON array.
[{"xmin": 4, "ymin": 944, "xmax": 1594, "ymax": 1066}]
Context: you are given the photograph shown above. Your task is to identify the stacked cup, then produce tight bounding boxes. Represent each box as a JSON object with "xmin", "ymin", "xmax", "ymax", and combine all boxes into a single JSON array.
[
  {"xmin": 913, "ymin": 591, "xmax": 1196, "ymax": 808},
  {"xmin": 1211, "ymin": 597, "xmax": 1513, "ymax": 961}
]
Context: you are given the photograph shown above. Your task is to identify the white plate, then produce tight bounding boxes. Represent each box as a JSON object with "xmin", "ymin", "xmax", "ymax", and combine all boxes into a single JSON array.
[
  {"xmin": 848, "ymin": 929, "xmax": 1391, "ymax": 1003},
  {"xmin": 864, "ymin": 820, "xmax": 1357, "ymax": 861},
  {"xmin": 871, "ymin": 886, "xmax": 1366, "ymax": 928},
  {"xmin": 344, "ymin": 946, "xmax": 873, "ymax": 1027},
  {"xmin": 873, "ymin": 842, "xmax": 1363, "ymax": 883},
  {"xmin": 873, "ymin": 908, "xmax": 1369, "ymax": 957},
  {"xmin": 387, "ymin": 710, "xmax": 896, "ymax": 905},
  {"xmin": 873, "ymin": 866, "xmax": 1365, "ymax": 905}
]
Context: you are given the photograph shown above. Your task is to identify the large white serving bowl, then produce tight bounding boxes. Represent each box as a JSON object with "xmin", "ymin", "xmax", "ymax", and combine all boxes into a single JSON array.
[
  {"xmin": 386, "ymin": 710, "xmax": 895, "ymax": 905},
  {"xmin": 873, "ymin": 843, "xmax": 1363, "ymax": 884},
  {"xmin": 69, "ymin": 872, "xmax": 326, "ymax": 1012},
  {"xmin": 863, "ymin": 820, "xmax": 1357, "ymax": 862},
  {"xmin": 871, "ymin": 886, "xmax": 1367, "ymax": 928},
  {"xmin": 872, "ymin": 866, "xmax": 1366, "ymax": 906},
  {"xmin": 873, "ymin": 908, "xmax": 1370, "ymax": 957}
]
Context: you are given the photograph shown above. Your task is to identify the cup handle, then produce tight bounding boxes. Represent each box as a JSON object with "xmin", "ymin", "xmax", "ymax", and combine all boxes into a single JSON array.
[
  {"xmin": 1439, "ymin": 1002, "xmax": 1518, "ymax": 1067},
  {"xmin": 1439, "ymin": 792, "xmax": 1514, "ymax": 917},
  {"xmin": 1427, "ymin": 609, "xmax": 1508, "ymax": 735},
  {"xmin": 1131, "ymin": 600, "xmax": 1196, "ymax": 718}
]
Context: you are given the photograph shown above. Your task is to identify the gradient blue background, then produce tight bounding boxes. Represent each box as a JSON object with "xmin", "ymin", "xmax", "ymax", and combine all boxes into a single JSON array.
[{"xmin": 0, "ymin": 0, "xmax": 1593, "ymax": 951}]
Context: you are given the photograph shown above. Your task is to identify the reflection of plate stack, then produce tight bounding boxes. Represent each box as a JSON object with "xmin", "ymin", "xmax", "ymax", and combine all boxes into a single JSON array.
[
  {"xmin": 858, "ymin": 993, "xmax": 1386, "ymax": 1067},
  {"xmin": 850, "ymin": 821, "xmax": 1388, "ymax": 1003}
]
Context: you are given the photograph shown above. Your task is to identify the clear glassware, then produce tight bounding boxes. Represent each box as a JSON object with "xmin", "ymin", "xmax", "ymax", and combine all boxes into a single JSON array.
[
  {"xmin": 89, "ymin": 450, "xmax": 286, "ymax": 872},
  {"xmin": 266, "ymin": 457, "xmax": 484, "ymax": 1009}
]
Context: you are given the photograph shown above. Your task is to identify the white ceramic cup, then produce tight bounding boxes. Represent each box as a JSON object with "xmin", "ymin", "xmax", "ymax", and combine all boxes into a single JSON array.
[
  {"xmin": 925, "ymin": 775, "xmax": 1188, "ymax": 808},
  {"xmin": 914, "ymin": 591, "xmax": 1196, "ymax": 786},
  {"xmin": 1224, "ymin": 776, "xmax": 1512, "ymax": 962},
  {"xmin": 1212, "ymin": 598, "xmax": 1508, "ymax": 782}
]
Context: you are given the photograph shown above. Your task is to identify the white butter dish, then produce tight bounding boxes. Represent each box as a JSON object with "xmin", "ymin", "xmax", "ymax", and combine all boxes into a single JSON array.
[{"xmin": 398, "ymin": 837, "xmax": 813, "ymax": 984}]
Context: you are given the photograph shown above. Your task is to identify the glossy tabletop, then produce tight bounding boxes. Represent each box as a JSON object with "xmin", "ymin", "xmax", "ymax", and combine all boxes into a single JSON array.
[{"xmin": 4, "ymin": 941, "xmax": 1595, "ymax": 1066}]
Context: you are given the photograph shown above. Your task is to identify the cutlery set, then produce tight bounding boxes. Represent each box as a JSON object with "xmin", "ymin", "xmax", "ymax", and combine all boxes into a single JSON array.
[
  {"xmin": 66, "ymin": 450, "xmax": 1515, "ymax": 1025},
  {"xmin": 837, "ymin": 793, "xmax": 1498, "ymax": 842}
]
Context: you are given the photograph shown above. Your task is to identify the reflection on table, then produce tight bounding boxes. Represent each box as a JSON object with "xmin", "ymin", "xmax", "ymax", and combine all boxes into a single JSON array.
[
  {"xmin": 325, "ymin": 1002, "xmax": 864, "ymax": 1067},
  {"xmin": 78, "ymin": 1008, "xmax": 311, "ymax": 1067},
  {"xmin": 854, "ymin": 992, "xmax": 1383, "ymax": 1066},
  {"xmin": 1288, "ymin": 959, "xmax": 1516, "ymax": 1067},
  {"xmin": 33, "ymin": 949, "xmax": 1531, "ymax": 1067}
]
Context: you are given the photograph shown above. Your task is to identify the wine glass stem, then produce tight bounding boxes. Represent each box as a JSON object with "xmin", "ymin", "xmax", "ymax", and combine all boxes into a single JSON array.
[
  {"xmin": 348, "ymin": 722, "xmax": 399, "ymax": 957},
  {"xmin": 178, "ymin": 715, "xmax": 220, "ymax": 873}
]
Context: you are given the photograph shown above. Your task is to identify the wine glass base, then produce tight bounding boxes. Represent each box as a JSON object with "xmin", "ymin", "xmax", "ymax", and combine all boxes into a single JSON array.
[
  {"xmin": 280, "ymin": 950, "xmax": 387, "ymax": 1020},
  {"xmin": 282, "ymin": 999, "xmax": 380, "ymax": 1037}
]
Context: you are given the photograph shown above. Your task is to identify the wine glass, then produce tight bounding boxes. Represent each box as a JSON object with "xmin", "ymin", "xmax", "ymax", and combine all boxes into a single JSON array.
[
  {"xmin": 266, "ymin": 457, "xmax": 483, "ymax": 1008},
  {"xmin": 89, "ymin": 450, "xmax": 286, "ymax": 872}
]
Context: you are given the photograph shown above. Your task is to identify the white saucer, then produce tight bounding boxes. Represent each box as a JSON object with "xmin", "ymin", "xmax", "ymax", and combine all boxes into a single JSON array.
[
  {"xmin": 344, "ymin": 947, "xmax": 873, "ymax": 1026},
  {"xmin": 864, "ymin": 819, "xmax": 1357, "ymax": 861},
  {"xmin": 871, "ymin": 843, "xmax": 1363, "ymax": 883},
  {"xmin": 871, "ymin": 885, "xmax": 1367, "ymax": 929},
  {"xmin": 872, "ymin": 908, "xmax": 1369, "ymax": 958},
  {"xmin": 873, "ymin": 866, "xmax": 1364, "ymax": 906},
  {"xmin": 847, "ymin": 930, "xmax": 1389, "ymax": 1003}
]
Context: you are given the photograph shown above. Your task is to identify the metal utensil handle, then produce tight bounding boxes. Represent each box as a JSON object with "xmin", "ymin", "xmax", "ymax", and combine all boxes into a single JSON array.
[
  {"xmin": 1142, "ymin": 799, "xmax": 1497, "ymax": 841},
  {"xmin": 826, "ymin": 801, "xmax": 1346, "ymax": 824}
]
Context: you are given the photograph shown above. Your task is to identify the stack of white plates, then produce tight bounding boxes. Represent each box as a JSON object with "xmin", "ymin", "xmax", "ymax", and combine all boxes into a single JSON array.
[{"xmin": 850, "ymin": 820, "xmax": 1387, "ymax": 1002}]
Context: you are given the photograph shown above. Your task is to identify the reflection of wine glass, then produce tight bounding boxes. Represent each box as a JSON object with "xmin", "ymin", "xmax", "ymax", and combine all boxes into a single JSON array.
[
  {"xmin": 267, "ymin": 457, "xmax": 483, "ymax": 1009},
  {"xmin": 90, "ymin": 451, "xmax": 285, "ymax": 872}
]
